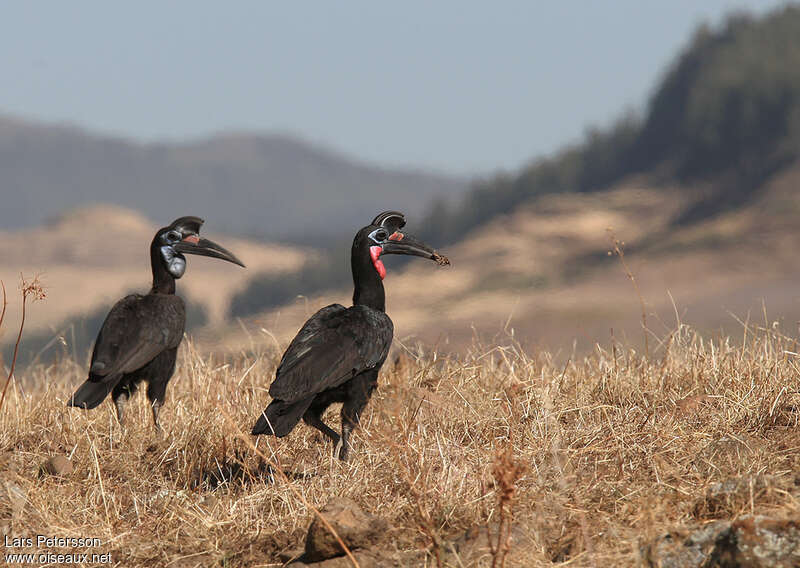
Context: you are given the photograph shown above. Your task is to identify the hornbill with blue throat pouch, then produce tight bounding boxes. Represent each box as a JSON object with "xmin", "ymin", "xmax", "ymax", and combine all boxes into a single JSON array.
[
  {"xmin": 251, "ymin": 210, "xmax": 449, "ymax": 460},
  {"xmin": 67, "ymin": 216, "xmax": 244, "ymax": 431}
]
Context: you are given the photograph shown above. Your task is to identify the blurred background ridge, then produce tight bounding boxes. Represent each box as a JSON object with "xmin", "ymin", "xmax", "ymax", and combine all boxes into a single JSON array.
[{"xmin": 2, "ymin": 2, "xmax": 800, "ymax": 363}]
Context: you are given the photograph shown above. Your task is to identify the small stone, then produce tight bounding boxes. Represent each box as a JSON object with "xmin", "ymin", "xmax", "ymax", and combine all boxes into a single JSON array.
[
  {"xmin": 642, "ymin": 521, "xmax": 730, "ymax": 568},
  {"xmin": 277, "ymin": 548, "xmax": 304, "ymax": 564},
  {"xmin": 39, "ymin": 456, "xmax": 73, "ymax": 478},
  {"xmin": 642, "ymin": 516, "xmax": 800, "ymax": 568},
  {"xmin": 674, "ymin": 394, "xmax": 711, "ymax": 417},
  {"xmin": 724, "ymin": 515, "xmax": 800, "ymax": 567},
  {"xmin": 292, "ymin": 549, "xmax": 410, "ymax": 567},
  {"xmin": 304, "ymin": 497, "xmax": 388, "ymax": 562}
]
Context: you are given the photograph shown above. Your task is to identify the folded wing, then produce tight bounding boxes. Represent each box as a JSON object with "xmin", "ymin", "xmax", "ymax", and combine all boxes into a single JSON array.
[
  {"xmin": 268, "ymin": 304, "xmax": 393, "ymax": 403},
  {"xmin": 68, "ymin": 294, "xmax": 185, "ymax": 408}
]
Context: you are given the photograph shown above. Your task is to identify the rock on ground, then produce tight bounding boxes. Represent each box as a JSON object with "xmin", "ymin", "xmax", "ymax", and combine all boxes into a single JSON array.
[
  {"xmin": 302, "ymin": 497, "xmax": 389, "ymax": 563},
  {"xmin": 643, "ymin": 521, "xmax": 730, "ymax": 568},
  {"xmin": 291, "ymin": 549, "xmax": 421, "ymax": 568},
  {"xmin": 643, "ymin": 515, "xmax": 800, "ymax": 568},
  {"xmin": 723, "ymin": 516, "xmax": 800, "ymax": 567},
  {"xmin": 38, "ymin": 455, "xmax": 73, "ymax": 477}
]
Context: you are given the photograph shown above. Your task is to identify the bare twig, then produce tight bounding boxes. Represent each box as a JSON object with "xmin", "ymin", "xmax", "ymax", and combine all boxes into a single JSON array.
[
  {"xmin": 607, "ymin": 229, "xmax": 649, "ymax": 359},
  {"xmin": 0, "ymin": 280, "xmax": 7, "ymax": 334},
  {"xmin": 0, "ymin": 275, "xmax": 46, "ymax": 414},
  {"xmin": 0, "ymin": 281, "xmax": 6, "ymax": 370},
  {"xmin": 486, "ymin": 444, "xmax": 526, "ymax": 568}
]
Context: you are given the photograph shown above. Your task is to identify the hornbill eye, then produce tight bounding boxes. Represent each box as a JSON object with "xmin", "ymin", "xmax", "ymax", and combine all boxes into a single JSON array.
[
  {"xmin": 374, "ymin": 229, "xmax": 388, "ymax": 241},
  {"xmin": 166, "ymin": 230, "xmax": 181, "ymax": 242}
]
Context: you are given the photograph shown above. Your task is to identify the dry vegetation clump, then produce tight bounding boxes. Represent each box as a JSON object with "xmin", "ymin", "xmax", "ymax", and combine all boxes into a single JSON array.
[{"xmin": 1, "ymin": 321, "xmax": 800, "ymax": 567}]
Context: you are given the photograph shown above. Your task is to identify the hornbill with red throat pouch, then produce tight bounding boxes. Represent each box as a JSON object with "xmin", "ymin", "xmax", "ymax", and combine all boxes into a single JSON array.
[
  {"xmin": 67, "ymin": 216, "xmax": 244, "ymax": 431},
  {"xmin": 251, "ymin": 210, "xmax": 449, "ymax": 460}
]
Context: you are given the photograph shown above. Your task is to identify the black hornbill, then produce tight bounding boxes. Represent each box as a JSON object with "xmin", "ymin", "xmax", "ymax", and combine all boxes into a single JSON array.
[
  {"xmin": 252, "ymin": 211, "xmax": 449, "ymax": 460},
  {"xmin": 67, "ymin": 216, "xmax": 244, "ymax": 431}
]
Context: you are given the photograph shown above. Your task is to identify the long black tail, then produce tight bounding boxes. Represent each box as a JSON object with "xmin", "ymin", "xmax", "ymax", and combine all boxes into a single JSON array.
[
  {"xmin": 252, "ymin": 396, "xmax": 314, "ymax": 437},
  {"xmin": 67, "ymin": 378, "xmax": 116, "ymax": 410}
]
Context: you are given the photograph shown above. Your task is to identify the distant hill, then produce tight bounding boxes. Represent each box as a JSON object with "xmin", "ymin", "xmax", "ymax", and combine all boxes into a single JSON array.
[
  {"xmin": 425, "ymin": 5, "xmax": 800, "ymax": 244},
  {"xmin": 205, "ymin": 160, "xmax": 800, "ymax": 356},
  {"xmin": 0, "ymin": 116, "xmax": 465, "ymax": 240},
  {"xmin": 227, "ymin": 5, "xmax": 800, "ymax": 328},
  {"xmin": 0, "ymin": 204, "xmax": 308, "ymax": 362}
]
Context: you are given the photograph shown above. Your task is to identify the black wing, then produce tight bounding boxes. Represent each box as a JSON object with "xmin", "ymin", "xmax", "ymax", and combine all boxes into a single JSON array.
[
  {"xmin": 268, "ymin": 304, "xmax": 393, "ymax": 402},
  {"xmin": 87, "ymin": 294, "xmax": 186, "ymax": 383}
]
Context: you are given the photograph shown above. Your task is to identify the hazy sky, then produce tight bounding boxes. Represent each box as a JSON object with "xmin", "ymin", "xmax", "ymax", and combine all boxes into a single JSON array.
[{"xmin": 0, "ymin": 1, "xmax": 790, "ymax": 174}]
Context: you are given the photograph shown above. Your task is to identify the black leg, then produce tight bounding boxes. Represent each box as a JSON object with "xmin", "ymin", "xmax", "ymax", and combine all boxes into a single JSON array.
[
  {"xmin": 113, "ymin": 392, "xmax": 128, "ymax": 425},
  {"xmin": 339, "ymin": 372, "xmax": 377, "ymax": 461},
  {"xmin": 303, "ymin": 409, "xmax": 341, "ymax": 446},
  {"xmin": 150, "ymin": 401, "xmax": 163, "ymax": 433},
  {"xmin": 111, "ymin": 380, "xmax": 136, "ymax": 426},
  {"xmin": 339, "ymin": 404, "xmax": 365, "ymax": 462},
  {"xmin": 144, "ymin": 347, "xmax": 177, "ymax": 434},
  {"xmin": 146, "ymin": 380, "xmax": 168, "ymax": 433}
]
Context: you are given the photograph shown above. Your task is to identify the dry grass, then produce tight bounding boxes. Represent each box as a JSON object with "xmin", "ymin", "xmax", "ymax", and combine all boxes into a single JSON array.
[{"xmin": 2, "ymin": 319, "xmax": 800, "ymax": 566}]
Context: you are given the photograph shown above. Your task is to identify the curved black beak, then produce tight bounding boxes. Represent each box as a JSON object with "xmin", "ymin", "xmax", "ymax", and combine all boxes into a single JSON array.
[
  {"xmin": 175, "ymin": 237, "xmax": 245, "ymax": 267},
  {"xmin": 381, "ymin": 232, "xmax": 450, "ymax": 265}
]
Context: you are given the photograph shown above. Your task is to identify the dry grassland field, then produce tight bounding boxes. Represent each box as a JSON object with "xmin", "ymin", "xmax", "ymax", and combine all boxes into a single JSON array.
[
  {"xmin": 5, "ymin": 5, "xmax": 800, "ymax": 567},
  {"xmin": 2, "ymin": 293, "xmax": 800, "ymax": 566},
  {"xmin": 4, "ymin": 176, "xmax": 800, "ymax": 567}
]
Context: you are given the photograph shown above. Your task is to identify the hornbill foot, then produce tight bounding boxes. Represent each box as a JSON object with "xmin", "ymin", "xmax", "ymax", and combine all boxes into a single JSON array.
[
  {"xmin": 335, "ymin": 439, "xmax": 347, "ymax": 461},
  {"xmin": 151, "ymin": 401, "xmax": 163, "ymax": 434},
  {"xmin": 113, "ymin": 394, "xmax": 128, "ymax": 426}
]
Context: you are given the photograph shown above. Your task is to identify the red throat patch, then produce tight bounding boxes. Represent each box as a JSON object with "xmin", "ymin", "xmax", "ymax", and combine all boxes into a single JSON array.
[{"xmin": 369, "ymin": 246, "xmax": 386, "ymax": 280}]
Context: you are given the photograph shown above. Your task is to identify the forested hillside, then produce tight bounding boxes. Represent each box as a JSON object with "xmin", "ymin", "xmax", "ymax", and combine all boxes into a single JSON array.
[
  {"xmin": 423, "ymin": 6, "xmax": 800, "ymax": 245},
  {"xmin": 233, "ymin": 6, "xmax": 800, "ymax": 318}
]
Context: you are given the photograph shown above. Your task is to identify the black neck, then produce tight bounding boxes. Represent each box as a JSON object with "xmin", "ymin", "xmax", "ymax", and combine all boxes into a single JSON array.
[
  {"xmin": 351, "ymin": 245, "xmax": 385, "ymax": 311},
  {"xmin": 150, "ymin": 245, "xmax": 176, "ymax": 295}
]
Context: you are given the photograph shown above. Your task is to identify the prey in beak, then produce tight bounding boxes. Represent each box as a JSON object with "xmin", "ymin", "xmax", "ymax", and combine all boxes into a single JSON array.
[
  {"xmin": 366, "ymin": 210, "xmax": 450, "ymax": 280},
  {"xmin": 380, "ymin": 231, "xmax": 450, "ymax": 265}
]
